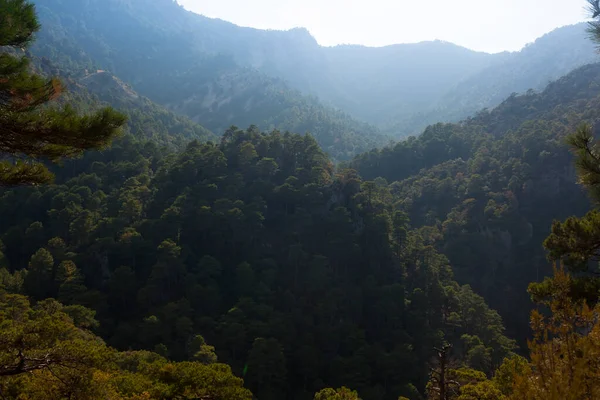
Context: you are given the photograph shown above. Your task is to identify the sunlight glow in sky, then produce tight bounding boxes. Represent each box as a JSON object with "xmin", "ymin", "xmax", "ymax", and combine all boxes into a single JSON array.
[{"xmin": 177, "ymin": 0, "xmax": 589, "ymax": 53}]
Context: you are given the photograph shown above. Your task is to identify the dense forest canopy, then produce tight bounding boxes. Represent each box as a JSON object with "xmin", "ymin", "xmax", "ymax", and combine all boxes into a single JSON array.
[
  {"xmin": 3, "ymin": 0, "xmax": 600, "ymax": 399},
  {"xmin": 0, "ymin": 126, "xmax": 516, "ymax": 399},
  {"xmin": 349, "ymin": 63, "xmax": 600, "ymax": 342}
]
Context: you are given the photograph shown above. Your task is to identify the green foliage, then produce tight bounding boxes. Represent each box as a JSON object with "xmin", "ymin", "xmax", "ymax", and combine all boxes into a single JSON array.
[
  {"xmin": 0, "ymin": 126, "xmax": 514, "ymax": 399},
  {"xmin": 588, "ymin": 0, "xmax": 600, "ymax": 48},
  {"xmin": 542, "ymin": 124, "xmax": 600, "ymax": 302},
  {"xmin": 24, "ymin": 248, "xmax": 54, "ymax": 300},
  {"xmin": 0, "ymin": 292, "xmax": 252, "ymax": 399},
  {"xmin": 6, "ymin": 2, "xmax": 583, "ymax": 397},
  {"xmin": 455, "ymin": 380, "xmax": 505, "ymax": 400},
  {"xmin": 565, "ymin": 124, "xmax": 600, "ymax": 202},
  {"xmin": 507, "ymin": 269, "xmax": 600, "ymax": 400},
  {"xmin": 0, "ymin": 0, "xmax": 39, "ymax": 46},
  {"xmin": 427, "ymin": 366, "xmax": 506, "ymax": 400},
  {"xmin": 0, "ymin": 293, "xmax": 105, "ymax": 379},
  {"xmin": 350, "ymin": 63, "xmax": 600, "ymax": 345},
  {"xmin": 245, "ymin": 338, "xmax": 287, "ymax": 400},
  {"xmin": 0, "ymin": 0, "xmax": 126, "ymax": 185},
  {"xmin": 189, "ymin": 335, "xmax": 218, "ymax": 364},
  {"xmin": 492, "ymin": 355, "xmax": 528, "ymax": 397},
  {"xmin": 314, "ymin": 387, "xmax": 361, "ymax": 400}
]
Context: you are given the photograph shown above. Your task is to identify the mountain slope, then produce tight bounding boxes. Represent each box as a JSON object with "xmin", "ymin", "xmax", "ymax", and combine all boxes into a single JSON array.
[
  {"xmin": 385, "ymin": 23, "xmax": 599, "ymax": 136},
  {"xmin": 31, "ymin": 0, "xmax": 388, "ymax": 160},
  {"xmin": 32, "ymin": 0, "xmax": 494, "ymax": 124},
  {"xmin": 316, "ymin": 41, "xmax": 497, "ymax": 124},
  {"xmin": 350, "ymin": 63, "xmax": 600, "ymax": 343},
  {"xmin": 31, "ymin": 51, "xmax": 216, "ymax": 147},
  {"xmin": 30, "ymin": 1, "xmax": 599, "ymax": 153},
  {"xmin": 442, "ymin": 24, "xmax": 598, "ymax": 111},
  {"xmin": 0, "ymin": 123, "xmax": 515, "ymax": 400}
]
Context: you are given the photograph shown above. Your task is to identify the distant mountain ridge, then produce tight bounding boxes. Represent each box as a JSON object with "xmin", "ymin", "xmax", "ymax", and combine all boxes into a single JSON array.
[
  {"xmin": 385, "ymin": 23, "xmax": 599, "ymax": 136},
  {"xmin": 32, "ymin": 0, "xmax": 388, "ymax": 160},
  {"xmin": 30, "ymin": 0, "xmax": 599, "ymax": 150},
  {"xmin": 146, "ymin": 4, "xmax": 596, "ymax": 134}
]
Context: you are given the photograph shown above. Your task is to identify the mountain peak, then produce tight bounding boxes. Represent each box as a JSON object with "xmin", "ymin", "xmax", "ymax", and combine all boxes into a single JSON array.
[
  {"xmin": 286, "ymin": 26, "xmax": 313, "ymax": 37},
  {"xmin": 282, "ymin": 27, "xmax": 318, "ymax": 46}
]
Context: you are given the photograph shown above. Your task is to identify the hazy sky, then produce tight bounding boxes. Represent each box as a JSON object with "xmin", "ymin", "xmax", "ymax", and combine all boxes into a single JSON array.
[{"xmin": 177, "ymin": 0, "xmax": 590, "ymax": 53}]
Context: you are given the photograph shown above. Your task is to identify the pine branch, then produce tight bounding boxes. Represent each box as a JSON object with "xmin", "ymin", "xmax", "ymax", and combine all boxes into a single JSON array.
[{"xmin": 0, "ymin": 0, "xmax": 40, "ymax": 47}]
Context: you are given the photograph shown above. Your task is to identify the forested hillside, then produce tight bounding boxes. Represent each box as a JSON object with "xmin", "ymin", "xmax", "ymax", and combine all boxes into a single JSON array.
[
  {"xmin": 67, "ymin": 72, "xmax": 216, "ymax": 147},
  {"xmin": 351, "ymin": 62, "xmax": 600, "ymax": 343},
  {"xmin": 31, "ymin": 0, "xmax": 496, "ymax": 128},
  {"xmin": 0, "ymin": 126, "xmax": 517, "ymax": 399},
  {"xmin": 26, "ymin": 43, "xmax": 216, "ymax": 147},
  {"xmin": 6, "ymin": 0, "xmax": 600, "ymax": 399},
  {"xmin": 386, "ymin": 23, "xmax": 599, "ymax": 136},
  {"xmin": 30, "ymin": 0, "xmax": 388, "ymax": 160},
  {"xmin": 29, "ymin": 0, "xmax": 596, "ymax": 149}
]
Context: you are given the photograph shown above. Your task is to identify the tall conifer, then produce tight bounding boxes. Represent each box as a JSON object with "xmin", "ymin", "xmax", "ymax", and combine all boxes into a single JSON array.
[{"xmin": 0, "ymin": 0, "xmax": 126, "ymax": 185}]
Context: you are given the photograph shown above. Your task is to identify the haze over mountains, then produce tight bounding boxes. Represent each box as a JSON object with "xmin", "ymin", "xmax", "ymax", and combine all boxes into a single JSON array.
[{"xmin": 30, "ymin": 0, "xmax": 598, "ymax": 159}]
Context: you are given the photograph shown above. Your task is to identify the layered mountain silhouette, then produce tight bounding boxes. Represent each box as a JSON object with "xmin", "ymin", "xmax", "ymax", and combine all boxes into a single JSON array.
[{"xmin": 30, "ymin": 0, "xmax": 598, "ymax": 157}]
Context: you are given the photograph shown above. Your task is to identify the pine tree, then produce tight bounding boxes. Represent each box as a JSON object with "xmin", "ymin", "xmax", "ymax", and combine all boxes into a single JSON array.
[
  {"xmin": 510, "ymin": 268, "xmax": 600, "ymax": 400},
  {"xmin": 314, "ymin": 387, "xmax": 361, "ymax": 400},
  {"xmin": 544, "ymin": 125, "xmax": 600, "ymax": 278},
  {"xmin": 588, "ymin": 0, "xmax": 600, "ymax": 45},
  {"xmin": 540, "ymin": 3, "xmax": 600, "ymax": 302},
  {"xmin": 0, "ymin": 0, "xmax": 126, "ymax": 185}
]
